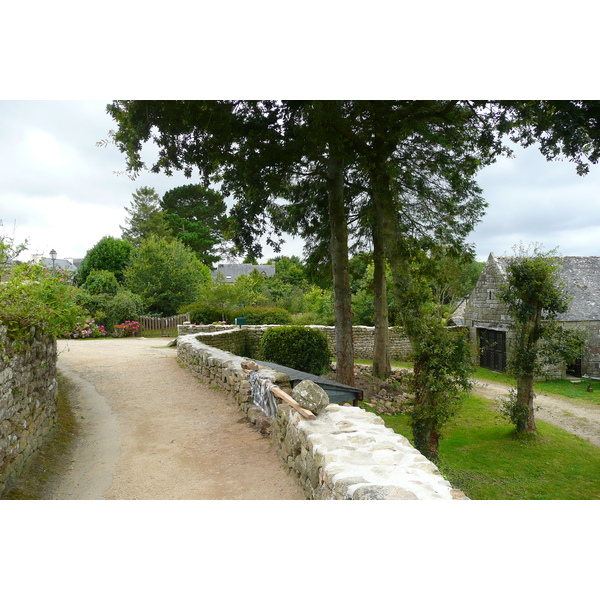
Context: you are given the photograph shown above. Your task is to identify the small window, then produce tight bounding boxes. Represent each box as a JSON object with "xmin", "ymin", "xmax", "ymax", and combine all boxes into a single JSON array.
[{"xmin": 488, "ymin": 290, "xmax": 493, "ymax": 300}]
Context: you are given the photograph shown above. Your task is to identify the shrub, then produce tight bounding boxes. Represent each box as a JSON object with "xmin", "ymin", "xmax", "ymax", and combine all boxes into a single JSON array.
[
  {"xmin": 74, "ymin": 288, "xmax": 143, "ymax": 332},
  {"xmin": 113, "ymin": 320, "xmax": 140, "ymax": 337},
  {"xmin": 259, "ymin": 326, "xmax": 331, "ymax": 375},
  {"xmin": 182, "ymin": 302, "xmax": 233, "ymax": 325},
  {"xmin": 0, "ymin": 263, "xmax": 86, "ymax": 341},
  {"xmin": 82, "ymin": 269, "xmax": 119, "ymax": 295},
  {"xmin": 72, "ymin": 318, "xmax": 107, "ymax": 339}
]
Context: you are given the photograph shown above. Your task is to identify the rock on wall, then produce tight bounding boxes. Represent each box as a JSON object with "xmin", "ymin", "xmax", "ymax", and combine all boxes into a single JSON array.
[
  {"xmin": 0, "ymin": 325, "xmax": 58, "ymax": 497},
  {"xmin": 177, "ymin": 332, "xmax": 467, "ymax": 500}
]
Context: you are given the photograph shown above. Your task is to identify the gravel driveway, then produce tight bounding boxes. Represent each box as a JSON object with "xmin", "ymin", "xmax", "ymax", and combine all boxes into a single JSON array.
[
  {"xmin": 53, "ymin": 337, "xmax": 305, "ymax": 500},
  {"xmin": 472, "ymin": 378, "xmax": 600, "ymax": 447}
]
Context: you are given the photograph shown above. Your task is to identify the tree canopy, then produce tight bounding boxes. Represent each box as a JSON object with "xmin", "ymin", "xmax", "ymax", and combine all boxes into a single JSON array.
[
  {"xmin": 77, "ymin": 236, "xmax": 133, "ymax": 286},
  {"xmin": 160, "ymin": 184, "xmax": 230, "ymax": 268},
  {"xmin": 123, "ymin": 235, "xmax": 211, "ymax": 316},
  {"xmin": 120, "ymin": 186, "xmax": 173, "ymax": 245}
]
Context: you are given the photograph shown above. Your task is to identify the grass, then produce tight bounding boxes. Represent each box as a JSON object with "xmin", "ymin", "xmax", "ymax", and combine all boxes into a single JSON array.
[
  {"xmin": 363, "ymin": 394, "xmax": 600, "ymax": 499},
  {"xmin": 356, "ymin": 359, "xmax": 600, "ymax": 499}
]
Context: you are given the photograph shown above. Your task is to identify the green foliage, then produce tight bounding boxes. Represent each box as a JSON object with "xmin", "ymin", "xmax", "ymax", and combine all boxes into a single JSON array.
[
  {"xmin": 161, "ymin": 184, "xmax": 230, "ymax": 267},
  {"xmin": 408, "ymin": 315, "xmax": 474, "ymax": 461},
  {"xmin": 82, "ymin": 269, "xmax": 119, "ymax": 295},
  {"xmin": 497, "ymin": 389, "xmax": 532, "ymax": 433},
  {"xmin": 349, "ymin": 259, "xmax": 401, "ymax": 326},
  {"xmin": 77, "ymin": 236, "xmax": 133, "ymax": 286},
  {"xmin": 74, "ymin": 288, "xmax": 144, "ymax": 332},
  {"xmin": 181, "ymin": 301, "xmax": 233, "ymax": 325},
  {"xmin": 302, "ymin": 286, "xmax": 335, "ymax": 325},
  {"xmin": 497, "ymin": 244, "xmax": 585, "ymax": 432},
  {"xmin": 259, "ymin": 326, "xmax": 331, "ymax": 375},
  {"xmin": 232, "ymin": 306, "xmax": 292, "ymax": 325},
  {"xmin": 0, "ymin": 228, "xmax": 27, "ymax": 274},
  {"xmin": 123, "ymin": 235, "xmax": 210, "ymax": 316},
  {"xmin": 0, "ymin": 262, "xmax": 86, "ymax": 341},
  {"xmin": 120, "ymin": 186, "xmax": 173, "ymax": 246}
]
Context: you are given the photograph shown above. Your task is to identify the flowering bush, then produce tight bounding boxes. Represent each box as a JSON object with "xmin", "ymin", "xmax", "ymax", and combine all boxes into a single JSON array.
[
  {"xmin": 72, "ymin": 319, "xmax": 107, "ymax": 339},
  {"xmin": 115, "ymin": 320, "xmax": 140, "ymax": 337},
  {"xmin": 0, "ymin": 260, "xmax": 87, "ymax": 341}
]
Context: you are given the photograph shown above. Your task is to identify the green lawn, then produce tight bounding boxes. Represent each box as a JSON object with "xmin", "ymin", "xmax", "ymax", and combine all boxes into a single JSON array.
[{"xmin": 364, "ymin": 394, "xmax": 600, "ymax": 499}]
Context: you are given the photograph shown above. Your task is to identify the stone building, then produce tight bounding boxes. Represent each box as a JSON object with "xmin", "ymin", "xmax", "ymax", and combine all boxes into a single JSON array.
[{"xmin": 462, "ymin": 253, "xmax": 600, "ymax": 378}]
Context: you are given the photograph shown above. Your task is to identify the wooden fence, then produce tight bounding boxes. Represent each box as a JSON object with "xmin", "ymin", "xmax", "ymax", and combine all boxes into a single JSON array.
[{"xmin": 139, "ymin": 313, "xmax": 190, "ymax": 337}]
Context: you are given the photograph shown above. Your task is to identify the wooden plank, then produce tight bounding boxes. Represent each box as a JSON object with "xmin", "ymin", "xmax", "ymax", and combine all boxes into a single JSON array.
[
  {"xmin": 270, "ymin": 386, "xmax": 316, "ymax": 420},
  {"xmin": 243, "ymin": 369, "xmax": 316, "ymax": 420}
]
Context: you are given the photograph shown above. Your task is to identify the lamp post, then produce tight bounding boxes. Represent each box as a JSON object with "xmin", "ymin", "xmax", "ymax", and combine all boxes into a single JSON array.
[{"xmin": 50, "ymin": 249, "xmax": 57, "ymax": 274}]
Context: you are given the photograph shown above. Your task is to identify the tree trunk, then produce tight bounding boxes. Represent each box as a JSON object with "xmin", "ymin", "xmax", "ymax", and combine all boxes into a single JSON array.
[
  {"xmin": 372, "ymin": 171, "xmax": 443, "ymax": 460},
  {"xmin": 327, "ymin": 154, "xmax": 355, "ymax": 387},
  {"xmin": 372, "ymin": 223, "xmax": 391, "ymax": 379},
  {"xmin": 516, "ymin": 374, "xmax": 537, "ymax": 433}
]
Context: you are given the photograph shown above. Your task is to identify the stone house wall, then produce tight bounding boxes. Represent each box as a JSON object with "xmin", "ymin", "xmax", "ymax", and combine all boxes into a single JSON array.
[
  {"xmin": 0, "ymin": 325, "xmax": 58, "ymax": 497},
  {"xmin": 462, "ymin": 253, "xmax": 515, "ymax": 364},
  {"xmin": 177, "ymin": 323, "xmax": 412, "ymax": 362},
  {"xmin": 176, "ymin": 331, "xmax": 467, "ymax": 500},
  {"xmin": 463, "ymin": 254, "xmax": 600, "ymax": 378}
]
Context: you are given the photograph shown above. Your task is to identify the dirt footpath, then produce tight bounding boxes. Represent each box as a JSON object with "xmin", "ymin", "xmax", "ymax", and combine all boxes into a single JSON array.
[
  {"xmin": 53, "ymin": 337, "xmax": 305, "ymax": 500},
  {"xmin": 472, "ymin": 378, "xmax": 600, "ymax": 447}
]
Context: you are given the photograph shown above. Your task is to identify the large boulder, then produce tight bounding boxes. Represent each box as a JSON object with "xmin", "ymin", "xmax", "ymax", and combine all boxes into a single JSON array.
[{"xmin": 292, "ymin": 380, "xmax": 329, "ymax": 415}]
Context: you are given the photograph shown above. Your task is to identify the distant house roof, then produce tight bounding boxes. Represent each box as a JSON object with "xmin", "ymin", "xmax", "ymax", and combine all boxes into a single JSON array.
[
  {"xmin": 494, "ymin": 254, "xmax": 600, "ymax": 322},
  {"xmin": 212, "ymin": 263, "xmax": 276, "ymax": 282},
  {"xmin": 38, "ymin": 257, "xmax": 80, "ymax": 273}
]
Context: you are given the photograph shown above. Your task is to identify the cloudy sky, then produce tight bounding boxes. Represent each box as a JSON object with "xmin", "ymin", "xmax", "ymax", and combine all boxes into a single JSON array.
[{"xmin": 2, "ymin": 100, "xmax": 600, "ymax": 265}]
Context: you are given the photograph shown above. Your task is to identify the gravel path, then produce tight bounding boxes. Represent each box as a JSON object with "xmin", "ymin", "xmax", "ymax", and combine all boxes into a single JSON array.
[
  {"xmin": 472, "ymin": 378, "xmax": 600, "ymax": 447},
  {"xmin": 52, "ymin": 337, "xmax": 305, "ymax": 500}
]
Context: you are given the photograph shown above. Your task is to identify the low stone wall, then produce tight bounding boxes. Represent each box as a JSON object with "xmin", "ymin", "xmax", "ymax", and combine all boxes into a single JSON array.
[
  {"xmin": 177, "ymin": 331, "xmax": 467, "ymax": 500},
  {"xmin": 0, "ymin": 325, "xmax": 58, "ymax": 497},
  {"xmin": 177, "ymin": 323, "xmax": 412, "ymax": 362}
]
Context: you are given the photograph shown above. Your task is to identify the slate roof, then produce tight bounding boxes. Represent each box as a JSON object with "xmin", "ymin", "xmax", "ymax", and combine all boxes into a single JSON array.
[
  {"xmin": 496, "ymin": 255, "xmax": 600, "ymax": 322},
  {"xmin": 39, "ymin": 257, "xmax": 79, "ymax": 272},
  {"xmin": 212, "ymin": 263, "xmax": 276, "ymax": 282}
]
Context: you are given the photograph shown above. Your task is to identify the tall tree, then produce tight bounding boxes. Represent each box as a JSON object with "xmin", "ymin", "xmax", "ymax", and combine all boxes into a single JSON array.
[
  {"xmin": 107, "ymin": 100, "xmax": 360, "ymax": 385},
  {"xmin": 497, "ymin": 245, "xmax": 584, "ymax": 434},
  {"xmin": 120, "ymin": 186, "xmax": 173, "ymax": 245},
  {"xmin": 161, "ymin": 184, "xmax": 229, "ymax": 268}
]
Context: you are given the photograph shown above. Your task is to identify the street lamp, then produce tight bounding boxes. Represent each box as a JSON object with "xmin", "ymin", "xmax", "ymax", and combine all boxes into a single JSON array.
[{"xmin": 50, "ymin": 249, "xmax": 57, "ymax": 273}]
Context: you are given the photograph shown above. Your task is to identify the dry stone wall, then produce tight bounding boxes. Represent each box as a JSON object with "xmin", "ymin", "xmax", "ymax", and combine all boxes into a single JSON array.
[
  {"xmin": 0, "ymin": 325, "xmax": 58, "ymax": 497},
  {"xmin": 177, "ymin": 323, "xmax": 412, "ymax": 362},
  {"xmin": 177, "ymin": 331, "xmax": 467, "ymax": 500}
]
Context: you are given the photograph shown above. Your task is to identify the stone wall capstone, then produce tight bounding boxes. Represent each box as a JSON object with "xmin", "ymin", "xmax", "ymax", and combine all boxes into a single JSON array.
[{"xmin": 0, "ymin": 324, "xmax": 58, "ymax": 497}]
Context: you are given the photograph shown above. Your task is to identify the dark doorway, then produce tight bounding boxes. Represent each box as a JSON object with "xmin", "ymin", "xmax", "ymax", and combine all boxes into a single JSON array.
[
  {"xmin": 566, "ymin": 357, "xmax": 582, "ymax": 378},
  {"xmin": 479, "ymin": 328, "xmax": 507, "ymax": 372}
]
